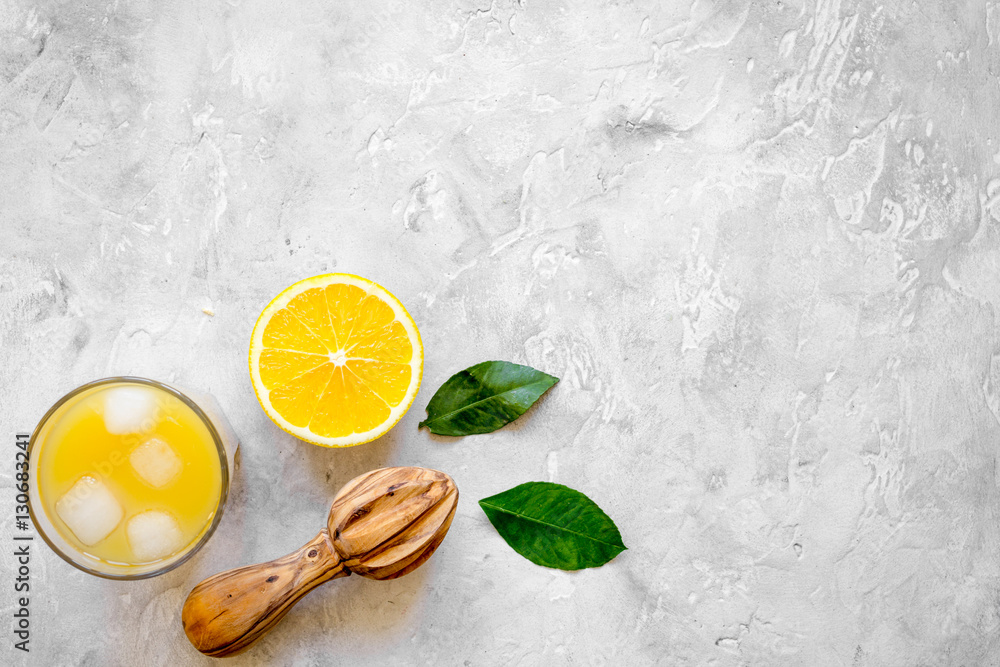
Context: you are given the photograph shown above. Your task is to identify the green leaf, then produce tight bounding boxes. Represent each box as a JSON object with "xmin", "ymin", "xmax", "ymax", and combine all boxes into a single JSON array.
[
  {"xmin": 479, "ymin": 482, "xmax": 626, "ymax": 570},
  {"xmin": 418, "ymin": 361, "xmax": 558, "ymax": 436}
]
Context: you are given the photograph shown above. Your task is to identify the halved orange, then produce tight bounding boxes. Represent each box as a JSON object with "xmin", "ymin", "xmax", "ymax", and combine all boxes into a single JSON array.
[{"xmin": 249, "ymin": 274, "xmax": 423, "ymax": 447}]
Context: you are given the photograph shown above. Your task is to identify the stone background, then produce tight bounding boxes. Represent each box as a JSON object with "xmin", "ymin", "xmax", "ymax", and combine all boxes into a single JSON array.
[{"xmin": 3, "ymin": 0, "xmax": 1000, "ymax": 664}]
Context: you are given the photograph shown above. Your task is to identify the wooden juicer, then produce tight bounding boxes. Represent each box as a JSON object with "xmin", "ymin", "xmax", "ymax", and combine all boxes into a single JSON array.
[{"xmin": 182, "ymin": 466, "xmax": 459, "ymax": 657}]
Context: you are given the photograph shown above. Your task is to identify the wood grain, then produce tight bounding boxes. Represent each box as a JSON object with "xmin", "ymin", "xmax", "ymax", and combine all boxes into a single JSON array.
[
  {"xmin": 182, "ymin": 530, "xmax": 348, "ymax": 657},
  {"xmin": 182, "ymin": 467, "xmax": 458, "ymax": 657}
]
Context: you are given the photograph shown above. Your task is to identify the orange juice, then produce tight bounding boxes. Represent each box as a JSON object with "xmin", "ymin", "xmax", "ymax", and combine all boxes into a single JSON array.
[{"xmin": 30, "ymin": 379, "xmax": 233, "ymax": 577}]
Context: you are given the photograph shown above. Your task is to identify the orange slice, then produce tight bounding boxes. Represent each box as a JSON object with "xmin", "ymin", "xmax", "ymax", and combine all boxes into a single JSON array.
[{"xmin": 249, "ymin": 274, "xmax": 423, "ymax": 447}]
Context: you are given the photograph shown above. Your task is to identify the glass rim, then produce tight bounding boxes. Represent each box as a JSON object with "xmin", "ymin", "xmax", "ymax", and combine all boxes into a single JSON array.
[{"xmin": 28, "ymin": 376, "xmax": 231, "ymax": 580}]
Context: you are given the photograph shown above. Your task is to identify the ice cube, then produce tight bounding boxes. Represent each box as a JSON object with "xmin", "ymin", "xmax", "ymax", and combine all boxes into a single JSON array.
[
  {"xmin": 56, "ymin": 476, "xmax": 124, "ymax": 546},
  {"xmin": 126, "ymin": 510, "xmax": 185, "ymax": 562},
  {"xmin": 103, "ymin": 386, "xmax": 158, "ymax": 435},
  {"xmin": 129, "ymin": 436, "xmax": 182, "ymax": 488}
]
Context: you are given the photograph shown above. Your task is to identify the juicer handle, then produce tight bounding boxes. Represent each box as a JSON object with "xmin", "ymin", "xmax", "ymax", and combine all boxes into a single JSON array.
[{"xmin": 182, "ymin": 529, "xmax": 348, "ymax": 658}]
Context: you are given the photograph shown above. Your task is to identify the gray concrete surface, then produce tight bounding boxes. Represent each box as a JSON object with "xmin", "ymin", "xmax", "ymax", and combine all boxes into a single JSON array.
[{"xmin": 3, "ymin": 0, "xmax": 1000, "ymax": 664}]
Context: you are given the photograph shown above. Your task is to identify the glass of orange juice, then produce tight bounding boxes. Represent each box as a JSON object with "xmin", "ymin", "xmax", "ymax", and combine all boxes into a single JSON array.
[{"xmin": 28, "ymin": 377, "xmax": 238, "ymax": 579}]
